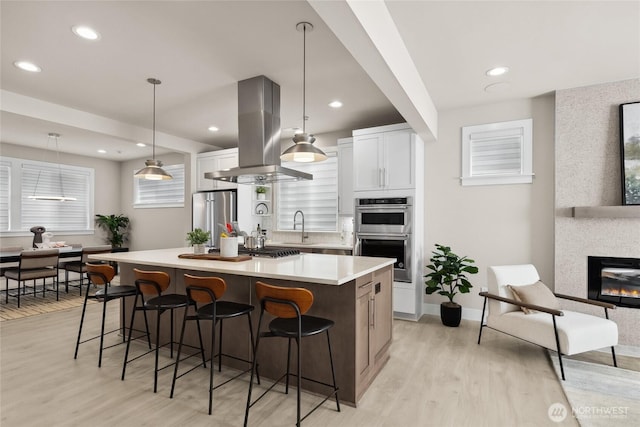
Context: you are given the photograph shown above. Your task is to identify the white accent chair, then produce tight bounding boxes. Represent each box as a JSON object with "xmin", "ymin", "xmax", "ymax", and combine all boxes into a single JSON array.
[{"xmin": 477, "ymin": 264, "xmax": 618, "ymax": 380}]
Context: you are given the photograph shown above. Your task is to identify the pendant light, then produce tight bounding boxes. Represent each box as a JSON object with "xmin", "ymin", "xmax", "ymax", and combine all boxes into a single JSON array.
[
  {"xmin": 281, "ymin": 22, "xmax": 327, "ymax": 163},
  {"xmin": 28, "ymin": 132, "xmax": 77, "ymax": 201},
  {"xmin": 135, "ymin": 77, "xmax": 173, "ymax": 180}
]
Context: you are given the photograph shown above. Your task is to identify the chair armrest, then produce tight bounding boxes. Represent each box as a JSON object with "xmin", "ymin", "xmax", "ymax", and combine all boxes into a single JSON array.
[
  {"xmin": 479, "ymin": 291, "xmax": 564, "ymax": 316},
  {"xmin": 554, "ymin": 293, "xmax": 617, "ymax": 309}
]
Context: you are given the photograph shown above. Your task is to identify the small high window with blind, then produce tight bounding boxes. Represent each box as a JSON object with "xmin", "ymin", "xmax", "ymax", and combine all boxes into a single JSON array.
[
  {"xmin": 277, "ymin": 152, "xmax": 338, "ymax": 232},
  {"xmin": 461, "ymin": 118, "xmax": 533, "ymax": 186}
]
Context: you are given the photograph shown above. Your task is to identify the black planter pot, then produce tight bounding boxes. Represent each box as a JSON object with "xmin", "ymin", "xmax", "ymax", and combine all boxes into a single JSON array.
[{"xmin": 440, "ymin": 302, "xmax": 462, "ymax": 327}]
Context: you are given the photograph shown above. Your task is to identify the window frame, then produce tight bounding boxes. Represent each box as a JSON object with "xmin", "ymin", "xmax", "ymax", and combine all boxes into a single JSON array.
[{"xmin": 461, "ymin": 118, "xmax": 533, "ymax": 186}]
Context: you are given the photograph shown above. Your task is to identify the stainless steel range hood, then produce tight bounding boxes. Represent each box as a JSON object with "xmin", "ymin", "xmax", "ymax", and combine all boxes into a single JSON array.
[{"xmin": 205, "ymin": 75, "xmax": 311, "ymax": 184}]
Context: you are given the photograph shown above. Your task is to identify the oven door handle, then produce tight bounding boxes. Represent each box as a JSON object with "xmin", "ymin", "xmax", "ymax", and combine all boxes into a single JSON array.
[
  {"xmin": 355, "ymin": 205, "xmax": 410, "ymax": 210},
  {"xmin": 356, "ymin": 233, "xmax": 409, "ymax": 240}
]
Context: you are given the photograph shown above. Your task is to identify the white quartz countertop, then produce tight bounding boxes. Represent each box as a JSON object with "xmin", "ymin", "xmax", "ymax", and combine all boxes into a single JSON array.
[{"xmin": 90, "ymin": 247, "xmax": 393, "ymax": 286}]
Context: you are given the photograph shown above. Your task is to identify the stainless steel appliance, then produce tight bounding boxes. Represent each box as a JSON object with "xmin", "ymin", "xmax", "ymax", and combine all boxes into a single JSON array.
[
  {"xmin": 192, "ymin": 190, "xmax": 237, "ymax": 249},
  {"xmin": 355, "ymin": 197, "xmax": 412, "ymax": 282}
]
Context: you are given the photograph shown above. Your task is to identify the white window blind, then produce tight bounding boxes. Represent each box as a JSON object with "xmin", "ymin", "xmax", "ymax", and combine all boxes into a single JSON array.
[
  {"xmin": 21, "ymin": 163, "xmax": 93, "ymax": 231},
  {"xmin": 0, "ymin": 162, "xmax": 10, "ymax": 232},
  {"xmin": 461, "ymin": 118, "xmax": 533, "ymax": 186},
  {"xmin": 277, "ymin": 154, "xmax": 338, "ymax": 231},
  {"xmin": 133, "ymin": 164, "xmax": 185, "ymax": 208}
]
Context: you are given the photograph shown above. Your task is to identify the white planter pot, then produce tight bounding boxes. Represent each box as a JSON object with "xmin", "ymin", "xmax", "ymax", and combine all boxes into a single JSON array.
[{"xmin": 193, "ymin": 244, "xmax": 206, "ymax": 255}]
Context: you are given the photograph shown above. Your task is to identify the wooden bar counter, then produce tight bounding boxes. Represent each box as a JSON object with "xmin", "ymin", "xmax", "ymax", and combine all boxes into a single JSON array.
[{"xmin": 91, "ymin": 247, "xmax": 394, "ymax": 406}]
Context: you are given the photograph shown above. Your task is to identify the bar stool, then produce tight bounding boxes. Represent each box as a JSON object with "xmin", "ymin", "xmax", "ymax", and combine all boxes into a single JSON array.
[
  {"xmin": 63, "ymin": 245, "xmax": 112, "ymax": 295},
  {"xmin": 244, "ymin": 281, "xmax": 340, "ymax": 427},
  {"xmin": 121, "ymin": 269, "xmax": 195, "ymax": 393},
  {"xmin": 74, "ymin": 263, "xmax": 138, "ymax": 367},
  {"xmin": 170, "ymin": 274, "xmax": 259, "ymax": 415}
]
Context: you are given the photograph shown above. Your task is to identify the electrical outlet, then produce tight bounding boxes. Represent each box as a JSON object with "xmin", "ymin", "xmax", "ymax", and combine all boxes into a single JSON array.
[{"xmin": 481, "ymin": 287, "xmax": 488, "ymax": 293}]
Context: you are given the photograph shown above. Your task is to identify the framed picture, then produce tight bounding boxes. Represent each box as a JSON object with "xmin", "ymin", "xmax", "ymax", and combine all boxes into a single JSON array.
[{"xmin": 620, "ymin": 101, "xmax": 640, "ymax": 205}]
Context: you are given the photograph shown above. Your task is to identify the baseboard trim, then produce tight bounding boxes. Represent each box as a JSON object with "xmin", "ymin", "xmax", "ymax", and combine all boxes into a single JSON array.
[{"xmin": 422, "ymin": 303, "xmax": 483, "ymax": 322}]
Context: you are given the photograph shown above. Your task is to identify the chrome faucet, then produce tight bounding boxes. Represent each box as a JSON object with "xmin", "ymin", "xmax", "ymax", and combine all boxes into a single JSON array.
[{"xmin": 293, "ymin": 210, "xmax": 308, "ymax": 243}]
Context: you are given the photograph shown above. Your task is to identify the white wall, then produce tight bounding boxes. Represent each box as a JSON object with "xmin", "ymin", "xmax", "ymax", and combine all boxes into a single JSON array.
[
  {"xmin": 423, "ymin": 95, "xmax": 556, "ymax": 314},
  {"xmin": 120, "ymin": 153, "xmax": 193, "ymax": 251},
  {"xmin": 0, "ymin": 142, "xmax": 121, "ymax": 248},
  {"xmin": 555, "ymin": 78, "xmax": 640, "ymax": 346}
]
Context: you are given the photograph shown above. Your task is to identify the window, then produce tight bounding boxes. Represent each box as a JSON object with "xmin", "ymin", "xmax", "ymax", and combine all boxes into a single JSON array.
[
  {"xmin": 0, "ymin": 157, "xmax": 94, "ymax": 234},
  {"xmin": 133, "ymin": 164, "xmax": 185, "ymax": 208},
  {"xmin": 461, "ymin": 118, "xmax": 533, "ymax": 186},
  {"xmin": 277, "ymin": 152, "xmax": 338, "ymax": 231}
]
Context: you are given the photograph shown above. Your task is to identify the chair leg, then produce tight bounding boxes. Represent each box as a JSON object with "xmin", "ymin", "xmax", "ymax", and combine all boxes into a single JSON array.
[
  {"xmin": 296, "ymin": 336, "xmax": 301, "ymax": 427},
  {"xmin": 285, "ymin": 337, "xmax": 292, "ymax": 394},
  {"xmin": 170, "ymin": 308, "xmax": 174, "ymax": 358},
  {"xmin": 247, "ymin": 313, "xmax": 260, "ymax": 384},
  {"xmin": 65, "ymin": 270, "xmax": 69, "ymax": 293},
  {"xmin": 74, "ymin": 284, "xmax": 92, "ymax": 360},
  {"xmin": 326, "ymin": 330, "xmax": 340, "ymax": 411},
  {"xmin": 98, "ymin": 293, "xmax": 108, "ymax": 367},
  {"xmin": 244, "ymin": 310, "xmax": 265, "ymax": 427},
  {"xmin": 170, "ymin": 305, "xmax": 190, "ymax": 399},
  {"xmin": 478, "ymin": 296, "xmax": 487, "ymax": 344},
  {"xmin": 122, "ymin": 294, "xmax": 139, "ymax": 381},
  {"xmin": 611, "ymin": 346, "xmax": 618, "ymax": 367},
  {"xmin": 195, "ymin": 317, "xmax": 207, "ymax": 368},
  {"xmin": 552, "ymin": 315, "xmax": 565, "ymax": 381},
  {"xmin": 218, "ymin": 319, "xmax": 224, "ymax": 372},
  {"xmin": 154, "ymin": 309, "xmax": 162, "ymax": 393},
  {"xmin": 209, "ymin": 316, "xmax": 216, "ymax": 415}
]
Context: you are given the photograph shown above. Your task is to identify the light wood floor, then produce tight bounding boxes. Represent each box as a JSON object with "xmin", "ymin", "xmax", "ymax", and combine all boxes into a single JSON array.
[{"xmin": 0, "ymin": 301, "xmax": 578, "ymax": 427}]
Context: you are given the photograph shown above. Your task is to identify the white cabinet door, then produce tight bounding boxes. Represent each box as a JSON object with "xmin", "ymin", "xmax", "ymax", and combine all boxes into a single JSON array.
[
  {"xmin": 384, "ymin": 130, "xmax": 414, "ymax": 190},
  {"xmin": 353, "ymin": 134, "xmax": 383, "ymax": 191},
  {"xmin": 196, "ymin": 149, "xmax": 238, "ymax": 191},
  {"xmin": 337, "ymin": 138, "xmax": 354, "ymax": 215}
]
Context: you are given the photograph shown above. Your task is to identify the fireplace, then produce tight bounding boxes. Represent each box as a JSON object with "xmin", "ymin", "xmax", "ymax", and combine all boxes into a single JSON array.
[{"xmin": 588, "ymin": 256, "xmax": 640, "ymax": 308}]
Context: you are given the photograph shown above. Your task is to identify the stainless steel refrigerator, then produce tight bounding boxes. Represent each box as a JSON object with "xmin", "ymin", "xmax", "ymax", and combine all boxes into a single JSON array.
[{"xmin": 192, "ymin": 190, "xmax": 237, "ymax": 249}]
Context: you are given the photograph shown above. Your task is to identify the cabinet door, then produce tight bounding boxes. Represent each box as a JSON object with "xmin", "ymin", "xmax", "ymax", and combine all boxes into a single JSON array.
[
  {"xmin": 214, "ymin": 153, "xmax": 239, "ymax": 190},
  {"xmin": 353, "ymin": 134, "xmax": 383, "ymax": 191},
  {"xmin": 337, "ymin": 139, "xmax": 354, "ymax": 215},
  {"xmin": 196, "ymin": 155, "xmax": 217, "ymax": 191},
  {"xmin": 383, "ymin": 130, "xmax": 414, "ymax": 190},
  {"xmin": 355, "ymin": 282, "xmax": 373, "ymax": 383},
  {"xmin": 373, "ymin": 267, "xmax": 393, "ymax": 361}
]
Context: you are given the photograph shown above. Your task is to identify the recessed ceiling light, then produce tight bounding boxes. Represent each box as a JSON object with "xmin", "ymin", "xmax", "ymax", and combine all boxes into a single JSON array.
[
  {"xmin": 328, "ymin": 100, "xmax": 343, "ymax": 108},
  {"xmin": 136, "ymin": 143, "xmax": 146, "ymax": 147},
  {"xmin": 72, "ymin": 25, "xmax": 100, "ymax": 40},
  {"xmin": 208, "ymin": 126, "xmax": 219, "ymax": 132},
  {"xmin": 486, "ymin": 66, "xmax": 509, "ymax": 77},
  {"xmin": 14, "ymin": 61, "xmax": 41, "ymax": 72},
  {"xmin": 97, "ymin": 149, "xmax": 107, "ymax": 154}
]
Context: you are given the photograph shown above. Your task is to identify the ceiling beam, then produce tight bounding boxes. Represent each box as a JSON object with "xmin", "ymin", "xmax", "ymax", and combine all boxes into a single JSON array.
[
  {"xmin": 309, "ymin": 0, "xmax": 438, "ymax": 142},
  {"xmin": 1, "ymin": 90, "xmax": 215, "ymax": 154}
]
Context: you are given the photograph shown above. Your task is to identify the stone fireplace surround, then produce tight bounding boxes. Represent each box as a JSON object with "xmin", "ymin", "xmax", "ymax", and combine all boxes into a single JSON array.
[{"xmin": 555, "ymin": 79, "xmax": 640, "ymax": 347}]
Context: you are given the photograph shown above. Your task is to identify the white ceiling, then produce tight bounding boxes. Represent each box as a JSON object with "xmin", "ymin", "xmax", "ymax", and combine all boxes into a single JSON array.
[{"xmin": 1, "ymin": 1, "xmax": 638, "ymax": 161}]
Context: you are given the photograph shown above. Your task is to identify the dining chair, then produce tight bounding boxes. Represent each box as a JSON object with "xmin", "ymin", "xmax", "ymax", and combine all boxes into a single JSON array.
[
  {"xmin": 63, "ymin": 245, "xmax": 112, "ymax": 295},
  {"xmin": 4, "ymin": 249, "xmax": 60, "ymax": 308}
]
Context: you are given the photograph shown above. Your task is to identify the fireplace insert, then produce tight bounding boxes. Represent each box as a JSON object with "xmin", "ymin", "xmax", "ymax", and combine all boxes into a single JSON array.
[{"xmin": 588, "ymin": 256, "xmax": 640, "ymax": 308}]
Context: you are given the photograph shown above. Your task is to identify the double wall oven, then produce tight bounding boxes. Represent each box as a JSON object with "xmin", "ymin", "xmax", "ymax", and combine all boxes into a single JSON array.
[{"xmin": 354, "ymin": 197, "xmax": 412, "ymax": 282}]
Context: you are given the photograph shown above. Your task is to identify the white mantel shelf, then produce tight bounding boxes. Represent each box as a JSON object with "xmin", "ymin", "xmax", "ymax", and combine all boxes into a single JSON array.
[{"xmin": 572, "ymin": 206, "xmax": 640, "ymax": 219}]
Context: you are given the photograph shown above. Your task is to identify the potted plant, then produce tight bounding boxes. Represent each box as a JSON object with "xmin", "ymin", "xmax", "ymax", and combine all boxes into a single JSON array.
[
  {"xmin": 424, "ymin": 244, "xmax": 478, "ymax": 327},
  {"xmin": 186, "ymin": 228, "xmax": 211, "ymax": 254},
  {"xmin": 256, "ymin": 186, "xmax": 267, "ymax": 200},
  {"xmin": 95, "ymin": 214, "xmax": 130, "ymax": 248}
]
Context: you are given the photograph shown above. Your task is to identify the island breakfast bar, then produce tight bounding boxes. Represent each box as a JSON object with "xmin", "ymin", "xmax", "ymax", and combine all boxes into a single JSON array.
[{"xmin": 91, "ymin": 247, "xmax": 395, "ymax": 406}]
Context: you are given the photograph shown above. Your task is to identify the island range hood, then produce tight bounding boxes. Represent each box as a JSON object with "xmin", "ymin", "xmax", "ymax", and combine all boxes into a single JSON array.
[{"xmin": 205, "ymin": 75, "xmax": 312, "ymax": 184}]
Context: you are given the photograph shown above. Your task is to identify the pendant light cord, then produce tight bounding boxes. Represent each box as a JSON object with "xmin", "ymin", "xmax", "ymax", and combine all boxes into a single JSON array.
[
  {"xmin": 152, "ymin": 81, "xmax": 156, "ymax": 160},
  {"xmin": 302, "ymin": 23, "xmax": 306, "ymax": 135},
  {"xmin": 54, "ymin": 134, "xmax": 67, "ymax": 199}
]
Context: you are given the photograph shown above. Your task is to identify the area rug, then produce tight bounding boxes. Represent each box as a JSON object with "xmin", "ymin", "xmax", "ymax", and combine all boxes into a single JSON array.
[{"xmin": 548, "ymin": 350, "xmax": 640, "ymax": 427}]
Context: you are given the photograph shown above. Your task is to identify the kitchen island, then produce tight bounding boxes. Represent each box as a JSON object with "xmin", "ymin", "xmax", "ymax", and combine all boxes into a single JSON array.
[{"xmin": 91, "ymin": 247, "xmax": 394, "ymax": 406}]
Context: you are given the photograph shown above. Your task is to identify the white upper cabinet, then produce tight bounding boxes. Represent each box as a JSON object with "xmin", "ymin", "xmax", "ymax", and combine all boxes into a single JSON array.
[
  {"xmin": 337, "ymin": 137, "xmax": 354, "ymax": 216},
  {"xmin": 196, "ymin": 148, "xmax": 238, "ymax": 191},
  {"xmin": 353, "ymin": 123, "xmax": 415, "ymax": 192}
]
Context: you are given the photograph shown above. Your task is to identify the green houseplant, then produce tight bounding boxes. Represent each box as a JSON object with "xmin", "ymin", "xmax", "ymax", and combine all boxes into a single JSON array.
[
  {"xmin": 186, "ymin": 228, "xmax": 211, "ymax": 254},
  {"xmin": 95, "ymin": 214, "xmax": 130, "ymax": 248},
  {"xmin": 425, "ymin": 244, "xmax": 478, "ymax": 327},
  {"xmin": 255, "ymin": 186, "xmax": 267, "ymax": 200}
]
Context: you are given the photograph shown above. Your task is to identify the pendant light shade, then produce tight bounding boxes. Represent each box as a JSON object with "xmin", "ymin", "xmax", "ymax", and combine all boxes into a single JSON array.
[
  {"xmin": 28, "ymin": 132, "xmax": 77, "ymax": 201},
  {"xmin": 281, "ymin": 22, "xmax": 327, "ymax": 163},
  {"xmin": 135, "ymin": 78, "xmax": 173, "ymax": 180}
]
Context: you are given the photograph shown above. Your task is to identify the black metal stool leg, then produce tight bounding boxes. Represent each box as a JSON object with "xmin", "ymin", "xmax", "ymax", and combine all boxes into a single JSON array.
[
  {"xmin": 122, "ymin": 293, "xmax": 139, "ymax": 381},
  {"xmin": 244, "ymin": 309, "xmax": 264, "ymax": 427},
  {"xmin": 98, "ymin": 291, "xmax": 108, "ymax": 367},
  {"xmin": 195, "ymin": 316, "xmax": 207, "ymax": 367},
  {"xmin": 170, "ymin": 305, "xmax": 190, "ymax": 399},
  {"xmin": 285, "ymin": 337, "xmax": 292, "ymax": 394},
  {"xmin": 154, "ymin": 309, "xmax": 162, "ymax": 393},
  {"xmin": 74, "ymin": 283, "xmax": 92, "ymax": 360},
  {"xmin": 296, "ymin": 336, "xmax": 301, "ymax": 427},
  {"xmin": 326, "ymin": 330, "xmax": 340, "ymax": 411},
  {"xmin": 208, "ymin": 315, "xmax": 216, "ymax": 415},
  {"xmin": 218, "ymin": 318, "xmax": 224, "ymax": 372},
  {"xmin": 246, "ymin": 312, "xmax": 260, "ymax": 384}
]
